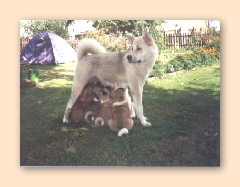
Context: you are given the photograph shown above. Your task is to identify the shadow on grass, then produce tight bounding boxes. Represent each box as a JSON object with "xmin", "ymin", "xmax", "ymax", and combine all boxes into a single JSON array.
[{"xmin": 20, "ymin": 66, "xmax": 220, "ymax": 167}]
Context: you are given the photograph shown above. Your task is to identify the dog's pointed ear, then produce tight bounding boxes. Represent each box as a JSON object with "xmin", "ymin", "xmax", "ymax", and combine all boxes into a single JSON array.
[
  {"xmin": 143, "ymin": 31, "xmax": 153, "ymax": 46},
  {"xmin": 126, "ymin": 35, "xmax": 134, "ymax": 45}
]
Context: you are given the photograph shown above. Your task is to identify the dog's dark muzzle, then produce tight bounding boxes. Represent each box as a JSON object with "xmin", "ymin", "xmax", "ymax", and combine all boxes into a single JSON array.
[{"xmin": 127, "ymin": 55, "xmax": 141, "ymax": 63}]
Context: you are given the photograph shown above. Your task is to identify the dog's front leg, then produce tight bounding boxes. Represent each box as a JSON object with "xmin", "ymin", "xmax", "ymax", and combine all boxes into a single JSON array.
[
  {"xmin": 63, "ymin": 74, "xmax": 89, "ymax": 123},
  {"xmin": 63, "ymin": 85, "xmax": 85, "ymax": 123},
  {"xmin": 130, "ymin": 85, "xmax": 151, "ymax": 127}
]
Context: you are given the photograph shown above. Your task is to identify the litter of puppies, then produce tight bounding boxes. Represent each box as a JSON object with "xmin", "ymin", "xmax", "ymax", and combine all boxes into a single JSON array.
[{"xmin": 64, "ymin": 76, "xmax": 135, "ymax": 136}]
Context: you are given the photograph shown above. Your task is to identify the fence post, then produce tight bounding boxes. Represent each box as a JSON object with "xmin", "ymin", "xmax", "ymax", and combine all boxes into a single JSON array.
[{"xmin": 179, "ymin": 33, "xmax": 181, "ymax": 48}]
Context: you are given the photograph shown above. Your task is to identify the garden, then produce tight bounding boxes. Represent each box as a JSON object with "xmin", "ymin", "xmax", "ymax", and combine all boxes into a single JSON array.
[{"xmin": 20, "ymin": 22, "xmax": 220, "ymax": 166}]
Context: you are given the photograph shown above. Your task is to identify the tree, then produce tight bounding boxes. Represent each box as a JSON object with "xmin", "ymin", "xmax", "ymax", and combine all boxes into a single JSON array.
[
  {"xmin": 91, "ymin": 20, "xmax": 164, "ymax": 50},
  {"xmin": 92, "ymin": 20, "xmax": 133, "ymax": 34},
  {"xmin": 91, "ymin": 20, "xmax": 162, "ymax": 35},
  {"xmin": 22, "ymin": 20, "xmax": 74, "ymax": 39}
]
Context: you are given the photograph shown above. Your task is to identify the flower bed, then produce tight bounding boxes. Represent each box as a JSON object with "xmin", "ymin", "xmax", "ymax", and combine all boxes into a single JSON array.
[{"xmin": 149, "ymin": 47, "xmax": 220, "ymax": 78}]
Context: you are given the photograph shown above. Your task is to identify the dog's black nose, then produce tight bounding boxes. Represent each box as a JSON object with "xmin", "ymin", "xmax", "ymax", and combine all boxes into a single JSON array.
[{"xmin": 127, "ymin": 55, "xmax": 132, "ymax": 62}]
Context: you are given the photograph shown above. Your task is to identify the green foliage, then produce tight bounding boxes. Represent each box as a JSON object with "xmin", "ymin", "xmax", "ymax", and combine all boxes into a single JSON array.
[
  {"xmin": 91, "ymin": 20, "xmax": 161, "ymax": 35},
  {"xmin": 92, "ymin": 20, "xmax": 135, "ymax": 34},
  {"xmin": 91, "ymin": 20, "xmax": 164, "ymax": 52},
  {"xmin": 85, "ymin": 29, "xmax": 127, "ymax": 52},
  {"xmin": 205, "ymin": 28, "xmax": 220, "ymax": 52},
  {"xmin": 22, "ymin": 20, "xmax": 71, "ymax": 39},
  {"xmin": 150, "ymin": 46, "xmax": 220, "ymax": 77},
  {"xmin": 168, "ymin": 49, "xmax": 219, "ymax": 73},
  {"xmin": 149, "ymin": 63, "xmax": 167, "ymax": 78}
]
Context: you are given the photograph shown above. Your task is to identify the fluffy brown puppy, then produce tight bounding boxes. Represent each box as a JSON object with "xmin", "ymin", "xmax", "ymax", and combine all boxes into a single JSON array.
[
  {"xmin": 94, "ymin": 87, "xmax": 113, "ymax": 126},
  {"xmin": 65, "ymin": 83, "xmax": 95, "ymax": 123},
  {"xmin": 108, "ymin": 88, "xmax": 133, "ymax": 136}
]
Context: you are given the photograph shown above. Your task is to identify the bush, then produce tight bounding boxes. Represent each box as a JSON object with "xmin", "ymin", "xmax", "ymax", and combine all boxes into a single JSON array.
[
  {"xmin": 170, "ymin": 47, "xmax": 219, "ymax": 71},
  {"xmin": 85, "ymin": 29, "xmax": 127, "ymax": 52},
  {"xmin": 150, "ymin": 46, "xmax": 220, "ymax": 77},
  {"xmin": 205, "ymin": 29, "xmax": 220, "ymax": 52},
  {"xmin": 149, "ymin": 63, "xmax": 167, "ymax": 78},
  {"xmin": 205, "ymin": 39, "xmax": 220, "ymax": 52}
]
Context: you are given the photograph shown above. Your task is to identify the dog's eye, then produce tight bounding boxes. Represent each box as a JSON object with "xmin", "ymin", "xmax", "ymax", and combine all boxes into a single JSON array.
[{"xmin": 137, "ymin": 47, "xmax": 142, "ymax": 50}]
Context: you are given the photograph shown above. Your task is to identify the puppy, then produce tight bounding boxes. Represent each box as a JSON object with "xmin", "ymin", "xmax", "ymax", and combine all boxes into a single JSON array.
[
  {"xmin": 65, "ymin": 78, "xmax": 102, "ymax": 124},
  {"xmin": 83, "ymin": 76, "xmax": 104, "ymax": 123},
  {"xmin": 94, "ymin": 86, "xmax": 113, "ymax": 126},
  {"xmin": 108, "ymin": 88, "xmax": 134, "ymax": 136},
  {"xmin": 64, "ymin": 83, "xmax": 93, "ymax": 123},
  {"xmin": 83, "ymin": 77, "xmax": 103, "ymax": 123}
]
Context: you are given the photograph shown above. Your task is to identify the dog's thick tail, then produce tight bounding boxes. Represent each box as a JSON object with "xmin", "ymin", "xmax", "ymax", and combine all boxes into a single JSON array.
[
  {"xmin": 118, "ymin": 128, "xmax": 129, "ymax": 137},
  {"xmin": 77, "ymin": 38, "xmax": 106, "ymax": 60}
]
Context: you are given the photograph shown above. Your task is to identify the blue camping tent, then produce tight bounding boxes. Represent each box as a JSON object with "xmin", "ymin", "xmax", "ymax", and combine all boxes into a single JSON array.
[{"xmin": 20, "ymin": 32, "xmax": 77, "ymax": 65}]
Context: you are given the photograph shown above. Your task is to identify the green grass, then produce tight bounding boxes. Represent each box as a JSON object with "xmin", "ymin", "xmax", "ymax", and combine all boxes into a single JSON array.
[{"xmin": 20, "ymin": 62, "xmax": 220, "ymax": 167}]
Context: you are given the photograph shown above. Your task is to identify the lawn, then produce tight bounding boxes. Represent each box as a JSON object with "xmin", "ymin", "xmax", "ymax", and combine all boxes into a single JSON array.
[{"xmin": 20, "ymin": 61, "xmax": 220, "ymax": 166}]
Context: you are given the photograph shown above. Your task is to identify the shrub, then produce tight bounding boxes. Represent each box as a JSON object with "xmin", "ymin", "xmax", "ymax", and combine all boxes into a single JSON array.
[
  {"xmin": 205, "ymin": 29, "xmax": 220, "ymax": 52},
  {"xmin": 171, "ymin": 47, "xmax": 219, "ymax": 71},
  {"xmin": 150, "ymin": 46, "xmax": 220, "ymax": 77},
  {"xmin": 149, "ymin": 63, "xmax": 167, "ymax": 78},
  {"xmin": 85, "ymin": 29, "xmax": 128, "ymax": 52}
]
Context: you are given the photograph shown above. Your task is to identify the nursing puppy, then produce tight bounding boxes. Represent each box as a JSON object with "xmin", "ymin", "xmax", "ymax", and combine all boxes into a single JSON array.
[
  {"xmin": 63, "ymin": 32, "xmax": 158, "ymax": 126},
  {"xmin": 94, "ymin": 86, "xmax": 113, "ymax": 126},
  {"xmin": 108, "ymin": 88, "xmax": 134, "ymax": 136},
  {"xmin": 84, "ymin": 77, "xmax": 103, "ymax": 123},
  {"xmin": 65, "ymin": 83, "xmax": 95, "ymax": 123}
]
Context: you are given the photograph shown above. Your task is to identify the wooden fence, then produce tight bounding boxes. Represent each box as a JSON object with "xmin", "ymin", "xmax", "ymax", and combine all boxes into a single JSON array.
[{"xmin": 164, "ymin": 32, "xmax": 209, "ymax": 48}]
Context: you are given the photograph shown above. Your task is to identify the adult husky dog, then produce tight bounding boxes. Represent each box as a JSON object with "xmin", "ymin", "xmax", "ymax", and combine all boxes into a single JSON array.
[{"xmin": 63, "ymin": 32, "xmax": 158, "ymax": 126}]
